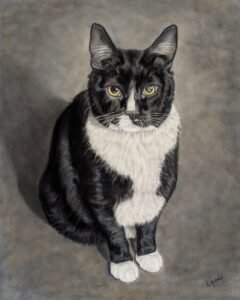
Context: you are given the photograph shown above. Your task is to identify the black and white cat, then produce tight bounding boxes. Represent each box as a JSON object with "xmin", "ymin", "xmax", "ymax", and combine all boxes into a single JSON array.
[{"xmin": 39, "ymin": 23, "xmax": 180, "ymax": 283}]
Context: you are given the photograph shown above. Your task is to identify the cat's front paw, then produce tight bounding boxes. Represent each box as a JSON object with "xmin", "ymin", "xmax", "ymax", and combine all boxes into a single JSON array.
[
  {"xmin": 110, "ymin": 261, "xmax": 139, "ymax": 283},
  {"xmin": 135, "ymin": 250, "xmax": 163, "ymax": 273}
]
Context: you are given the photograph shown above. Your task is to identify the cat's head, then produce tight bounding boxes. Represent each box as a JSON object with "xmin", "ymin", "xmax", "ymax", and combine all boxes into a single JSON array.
[{"xmin": 88, "ymin": 23, "xmax": 178, "ymax": 132}]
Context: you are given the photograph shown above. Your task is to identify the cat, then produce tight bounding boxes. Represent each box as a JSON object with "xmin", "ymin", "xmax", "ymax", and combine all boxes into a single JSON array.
[{"xmin": 39, "ymin": 23, "xmax": 180, "ymax": 283}]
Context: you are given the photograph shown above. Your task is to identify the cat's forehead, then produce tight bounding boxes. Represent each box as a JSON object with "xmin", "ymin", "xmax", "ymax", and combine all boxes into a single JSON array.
[
  {"xmin": 109, "ymin": 49, "xmax": 157, "ymax": 86},
  {"xmin": 119, "ymin": 49, "xmax": 145, "ymax": 71},
  {"xmin": 120, "ymin": 49, "xmax": 144, "ymax": 64}
]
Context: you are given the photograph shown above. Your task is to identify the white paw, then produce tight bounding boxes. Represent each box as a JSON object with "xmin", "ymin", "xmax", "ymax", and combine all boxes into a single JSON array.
[
  {"xmin": 135, "ymin": 250, "xmax": 163, "ymax": 273},
  {"xmin": 110, "ymin": 260, "xmax": 139, "ymax": 283}
]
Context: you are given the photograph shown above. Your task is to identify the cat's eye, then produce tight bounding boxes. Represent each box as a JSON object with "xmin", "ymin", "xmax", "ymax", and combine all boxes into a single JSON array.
[
  {"xmin": 106, "ymin": 86, "xmax": 122, "ymax": 97},
  {"xmin": 142, "ymin": 85, "xmax": 158, "ymax": 96}
]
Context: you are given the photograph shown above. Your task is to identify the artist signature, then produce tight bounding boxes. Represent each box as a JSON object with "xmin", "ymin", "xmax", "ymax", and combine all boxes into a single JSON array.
[{"xmin": 206, "ymin": 274, "xmax": 223, "ymax": 287}]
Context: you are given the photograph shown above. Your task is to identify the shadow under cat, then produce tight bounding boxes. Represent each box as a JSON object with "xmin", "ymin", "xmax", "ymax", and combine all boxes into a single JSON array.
[{"xmin": 1, "ymin": 53, "xmax": 67, "ymax": 222}]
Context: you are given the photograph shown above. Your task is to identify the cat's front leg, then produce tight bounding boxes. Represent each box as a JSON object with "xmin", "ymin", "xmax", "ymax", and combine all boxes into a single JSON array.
[
  {"xmin": 135, "ymin": 217, "xmax": 163, "ymax": 273},
  {"xmin": 106, "ymin": 226, "xmax": 139, "ymax": 283},
  {"xmin": 92, "ymin": 205, "xmax": 139, "ymax": 283}
]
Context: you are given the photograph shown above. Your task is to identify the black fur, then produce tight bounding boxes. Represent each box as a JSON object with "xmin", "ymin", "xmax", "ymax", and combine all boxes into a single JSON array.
[
  {"xmin": 39, "ymin": 93, "xmax": 136, "ymax": 262},
  {"xmin": 39, "ymin": 23, "xmax": 179, "ymax": 265},
  {"xmin": 136, "ymin": 216, "xmax": 159, "ymax": 256}
]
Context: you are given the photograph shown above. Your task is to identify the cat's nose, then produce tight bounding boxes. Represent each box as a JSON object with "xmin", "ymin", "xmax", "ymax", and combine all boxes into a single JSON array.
[{"xmin": 125, "ymin": 111, "xmax": 139, "ymax": 121}]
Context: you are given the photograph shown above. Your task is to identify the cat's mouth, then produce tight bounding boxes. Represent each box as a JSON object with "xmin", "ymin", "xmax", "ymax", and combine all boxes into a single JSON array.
[
  {"xmin": 92, "ymin": 112, "xmax": 164, "ymax": 133},
  {"xmin": 109, "ymin": 114, "xmax": 157, "ymax": 133},
  {"xmin": 111, "ymin": 114, "xmax": 144, "ymax": 126}
]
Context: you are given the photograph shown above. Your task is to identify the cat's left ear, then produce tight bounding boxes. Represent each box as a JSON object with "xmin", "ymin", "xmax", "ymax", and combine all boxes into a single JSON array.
[
  {"xmin": 89, "ymin": 23, "xmax": 119, "ymax": 69},
  {"xmin": 146, "ymin": 25, "xmax": 178, "ymax": 68}
]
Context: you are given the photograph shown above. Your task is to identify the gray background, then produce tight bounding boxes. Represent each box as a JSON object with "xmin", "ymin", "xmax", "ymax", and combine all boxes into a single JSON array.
[{"xmin": 0, "ymin": 0, "xmax": 239, "ymax": 299}]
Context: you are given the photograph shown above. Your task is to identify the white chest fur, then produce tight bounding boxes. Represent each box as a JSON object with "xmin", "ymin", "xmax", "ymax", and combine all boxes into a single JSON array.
[{"xmin": 85, "ymin": 105, "xmax": 180, "ymax": 227}]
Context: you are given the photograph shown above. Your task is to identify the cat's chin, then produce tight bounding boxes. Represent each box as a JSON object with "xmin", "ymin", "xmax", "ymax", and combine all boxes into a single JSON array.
[{"xmin": 109, "ymin": 123, "xmax": 156, "ymax": 133}]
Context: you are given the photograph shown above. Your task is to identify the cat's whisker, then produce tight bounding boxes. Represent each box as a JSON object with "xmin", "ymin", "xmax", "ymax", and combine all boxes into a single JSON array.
[
  {"xmin": 137, "ymin": 118, "xmax": 145, "ymax": 128},
  {"xmin": 139, "ymin": 116, "xmax": 163, "ymax": 128},
  {"xmin": 148, "ymin": 113, "xmax": 168, "ymax": 117},
  {"xmin": 139, "ymin": 117, "xmax": 155, "ymax": 128},
  {"xmin": 94, "ymin": 112, "xmax": 122, "ymax": 118},
  {"xmin": 93, "ymin": 112, "xmax": 122, "ymax": 124},
  {"xmin": 142, "ymin": 117, "xmax": 167, "ymax": 123}
]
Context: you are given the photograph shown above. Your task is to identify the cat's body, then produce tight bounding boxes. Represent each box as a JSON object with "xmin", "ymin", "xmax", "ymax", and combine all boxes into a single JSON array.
[{"xmin": 39, "ymin": 24, "xmax": 180, "ymax": 283}]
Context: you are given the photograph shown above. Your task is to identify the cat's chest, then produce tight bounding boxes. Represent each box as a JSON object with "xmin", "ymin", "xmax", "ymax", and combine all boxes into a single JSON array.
[
  {"xmin": 86, "ymin": 107, "xmax": 179, "ymax": 181},
  {"xmin": 85, "ymin": 106, "xmax": 180, "ymax": 226},
  {"xmin": 88, "ymin": 128, "xmax": 165, "ymax": 191}
]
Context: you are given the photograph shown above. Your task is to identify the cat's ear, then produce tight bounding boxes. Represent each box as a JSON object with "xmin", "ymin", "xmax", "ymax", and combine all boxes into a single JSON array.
[
  {"xmin": 89, "ymin": 23, "xmax": 119, "ymax": 69},
  {"xmin": 146, "ymin": 25, "xmax": 178, "ymax": 68}
]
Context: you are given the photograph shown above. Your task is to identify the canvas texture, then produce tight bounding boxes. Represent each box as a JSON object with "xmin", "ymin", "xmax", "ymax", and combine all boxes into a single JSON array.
[{"xmin": 0, "ymin": 0, "xmax": 239, "ymax": 299}]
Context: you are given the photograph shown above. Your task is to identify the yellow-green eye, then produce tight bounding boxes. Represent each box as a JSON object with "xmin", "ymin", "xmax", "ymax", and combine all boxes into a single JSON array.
[
  {"xmin": 142, "ymin": 85, "xmax": 158, "ymax": 96},
  {"xmin": 106, "ymin": 86, "xmax": 122, "ymax": 97}
]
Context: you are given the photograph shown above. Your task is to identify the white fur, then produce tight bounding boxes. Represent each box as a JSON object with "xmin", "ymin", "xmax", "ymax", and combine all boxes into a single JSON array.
[
  {"xmin": 136, "ymin": 250, "xmax": 163, "ymax": 272},
  {"xmin": 86, "ymin": 105, "xmax": 180, "ymax": 227},
  {"xmin": 126, "ymin": 89, "xmax": 136, "ymax": 112},
  {"xmin": 110, "ymin": 260, "xmax": 139, "ymax": 283},
  {"xmin": 124, "ymin": 226, "xmax": 136, "ymax": 239}
]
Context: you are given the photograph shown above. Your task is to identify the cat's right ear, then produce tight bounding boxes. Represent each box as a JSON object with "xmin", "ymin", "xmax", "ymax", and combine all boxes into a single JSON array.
[
  {"xmin": 145, "ymin": 25, "xmax": 178, "ymax": 68},
  {"xmin": 89, "ymin": 23, "xmax": 119, "ymax": 70}
]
